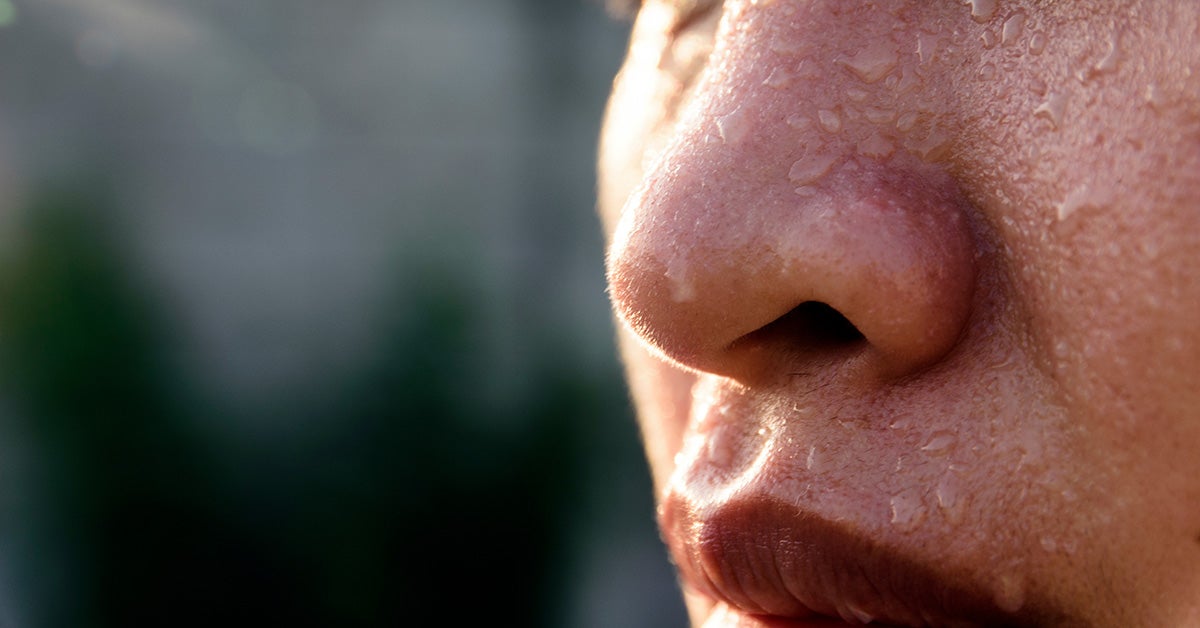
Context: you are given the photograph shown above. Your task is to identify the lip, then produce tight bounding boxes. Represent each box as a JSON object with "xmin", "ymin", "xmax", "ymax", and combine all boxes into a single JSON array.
[
  {"xmin": 659, "ymin": 379, "xmax": 1039, "ymax": 628},
  {"xmin": 700, "ymin": 602, "xmax": 895, "ymax": 627},
  {"xmin": 663, "ymin": 495, "xmax": 1018, "ymax": 626}
]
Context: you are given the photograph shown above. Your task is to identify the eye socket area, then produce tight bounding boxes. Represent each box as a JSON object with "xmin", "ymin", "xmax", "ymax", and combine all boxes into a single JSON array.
[
  {"xmin": 655, "ymin": 0, "xmax": 724, "ymax": 89},
  {"xmin": 666, "ymin": 0, "xmax": 724, "ymax": 34},
  {"xmin": 606, "ymin": 0, "xmax": 723, "ymax": 30}
]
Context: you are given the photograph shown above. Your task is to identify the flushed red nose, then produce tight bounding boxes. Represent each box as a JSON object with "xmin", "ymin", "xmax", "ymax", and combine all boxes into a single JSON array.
[{"xmin": 606, "ymin": 146, "xmax": 977, "ymax": 384}]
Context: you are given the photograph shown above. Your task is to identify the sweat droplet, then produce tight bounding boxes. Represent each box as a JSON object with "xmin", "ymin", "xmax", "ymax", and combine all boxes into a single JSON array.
[
  {"xmin": 865, "ymin": 107, "xmax": 896, "ymax": 124},
  {"xmin": 889, "ymin": 490, "xmax": 926, "ymax": 533},
  {"xmin": 846, "ymin": 605, "xmax": 874, "ymax": 625},
  {"xmin": 1034, "ymin": 91, "xmax": 1068, "ymax": 129},
  {"xmin": 716, "ymin": 106, "xmax": 750, "ymax": 144},
  {"xmin": 1145, "ymin": 84, "xmax": 1165, "ymax": 109},
  {"xmin": 965, "ymin": 0, "xmax": 997, "ymax": 22},
  {"xmin": 921, "ymin": 431, "xmax": 956, "ymax": 454},
  {"xmin": 818, "ymin": 109, "xmax": 843, "ymax": 133},
  {"xmin": 706, "ymin": 423, "xmax": 735, "ymax": 468},
  {"xmin": 911, "ymin": 128, "xmax": 951, "ymax": 162},
  {"xmin": 786, "ymin": 114, "xmax": 811, "ymax": 130},
  {"xmin": 857, "ymin": 133, "xmax": 895, "ymax": 158},
  {"xmin": 836, "ymin": 43, "xmax": 899, "ymax": 83},
  {"xmin": 1001, "ymin": 12, "xmax": 1026, "ymax": 47},
  {"xmin": 994, "ymin": 573, "xmax": 1027, "ymax": 613},
  {"xmin": 1057, "ymin": 186, "xmax": 1089, "ymax": 221},
  {"xmin": 1028, "ymin": 32, "xmax": 1047, "ymax": 55},
  {"xmin": 1057, "ymin": 182, "xmax": 1111, "ymax": 221},
  {"xmin": 789, "ymin": 152, "xmax": 839, "ymax": 187},
  {"xmin": 665, "ymin": 255, "xmax": 695, "ymax": 302},
  {"xmin": 895, "ymin": 68, "xmax": 923, "ymax": 94},
  {"xmin": 763, "ymin": 67, "xmax": 792, "ymax": 89},
  {"xmin": 916, "ymin": 32, "xmax": 940, "ymax": 64},
  {"xmin": 980, "ymin": 29, "xmax": 997, "ymax": 49},
  {"xmin": 1093, "ymin": 34, "xmax": 1122, "ymax": 75},
  {"xmin": 936, "ymin": 473, "xmax": 966, "ymax": 525}
]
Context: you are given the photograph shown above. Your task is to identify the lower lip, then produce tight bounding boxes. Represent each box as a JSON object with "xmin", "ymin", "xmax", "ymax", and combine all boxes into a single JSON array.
[{"xmin": 702, "ymin": 603, "xmax": 889, "ymax": 628}]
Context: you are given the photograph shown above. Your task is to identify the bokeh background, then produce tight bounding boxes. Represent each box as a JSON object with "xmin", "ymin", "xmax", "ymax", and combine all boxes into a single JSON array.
[{"xmin": 0, "ymin": 1, "xmax": 688, "ymax": 626}]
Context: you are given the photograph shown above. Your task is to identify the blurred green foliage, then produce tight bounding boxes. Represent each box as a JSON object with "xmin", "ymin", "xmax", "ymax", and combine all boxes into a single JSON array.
[{"xmin": 0, "ymin": 190, "xmax": 654, "ymax": 627}]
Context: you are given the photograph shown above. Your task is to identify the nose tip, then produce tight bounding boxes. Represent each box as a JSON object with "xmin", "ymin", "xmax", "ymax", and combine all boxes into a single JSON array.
[{"xmin": 606, "ymin": 158, "xmax": 977, "ymax": 383}]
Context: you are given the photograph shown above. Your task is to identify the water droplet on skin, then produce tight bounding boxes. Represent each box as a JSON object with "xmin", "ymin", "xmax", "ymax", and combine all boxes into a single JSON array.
[
  {"xmin": 978, "ymin": 63, "xmax": 996, "ymax": 81},
  {"xmin": 896, "ymin": 111, "xmax": 919, "ymax": 132},
  {"xmin": 665, "ymin": 255, "xmax": 696, "ymax": 302},
  {"xmin": 789, "ymin": 152, "xmax": 839, "ymax": 188},
  {"xmin": 921, "ymin": 431, "xmax": 956, "ymax": 454},
  {"xmin": 1145, "ymin": 84, "xmax": 1165, "ymax": 109},
  {"xmin": 1033, "ymin": 91, "xmax": 1068, "ymax": 129},
  {"xmin": 1057, "ymin": 182, "xmax": 1112, "ymax": 222},
  {"xmin": 965, "ymin": 0, "xmax": 997, "ymax": 23},
  {"xmin": 763, "ymin": 66, "xmax": 792, "ymax": 89},
  {"xmin": 865, "ymin": 107, "xmax": 897, "ymax": 124},
  {"xmin": 706, "ymin": 423, "xmax": 735, "ymax": 467},
  {"xmin": 857, "ymin": 133, "xmax": 896, "ymax": 158},
  {"xmin": 910, "ymin": 128, "xmax": 952, "ymax": 162},
  {"xmin": 846, "ymin": 87, "xmax": 869, "ymax": 102},
  {"xmin": 895, "ymin": 68, "xmax": 923, "ymax": 94},
  {"xmin": 980, "ymin": 29, "xmax": 997, "ymax": 49},
  {"xmin": 1028, "ymin": 32, "xmax": 1047, "ymax": 55},
  {"xmin": 716, "ymin": 106, "xmax": 750, "ymax": 144},
  {"xmin": 1029, "ymin": 77, "xmax": 1048, "ymax": 96},
  {"xmin": 769, "ymin": 33, "xmax": 805, "ymax": 54},
  {"xmin": 994, "ymin": 573, "xmax": 1027, "ymax": 613},
  {"xmin": 844, "ymin": 604, "xmax": 875, "ymax": 625},
  {"xmin": 1057, "ymin": 185, "xmax": 1090, "ymax": 221},
  {"xmin": 837, "ymin": 43, "xmax": 899, "ymax": 83},
  {"xmin": 817, "ymin": 109, "xmax": 843, "ymax": 133},
  {"xmin": 786, "ymin": 114, "xmax": 812, "ymax": 130},
  {"xmin": 1002, "ymin": 12, "xmax": 1026, "ymax": 47},
  {"xmin": 889, "ymin": 491, "xmax": 926, "ymax": 532},
  {"xmin": 1093, "ymin": 33, "xmax": 1122, "ymax": 75},
  {"xmin": 916, "ymin": 32, "xmax": 940, "ymax": 64},
  {"xmin": 806, "ymin": 444, "xmax": 818, "ymax": 470},
  {"xmin": 936, "ymin": 473, "xmax": 966, "ymax": 525}
]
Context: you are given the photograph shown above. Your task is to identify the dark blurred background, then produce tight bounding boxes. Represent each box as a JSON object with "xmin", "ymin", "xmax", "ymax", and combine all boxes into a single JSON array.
[{"xmin": 0, "ymin": 1, "xmax": 687, "ymax": 626}]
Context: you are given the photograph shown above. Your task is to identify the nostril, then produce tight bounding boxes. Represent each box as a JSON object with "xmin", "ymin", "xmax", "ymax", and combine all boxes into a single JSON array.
[
  {"xmin": 793, "ymin": 301, "xmax": 865, "ymax": 345},
  {"xmin": 734, "ymin": 301, "xmax": 866, "ymax": 358}
]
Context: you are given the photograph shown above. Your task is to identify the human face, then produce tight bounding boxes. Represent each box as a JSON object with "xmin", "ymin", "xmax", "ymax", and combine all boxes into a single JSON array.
[{"xmin": 598, "ymin": 1, "xmax": 1200, "ymax": 626}]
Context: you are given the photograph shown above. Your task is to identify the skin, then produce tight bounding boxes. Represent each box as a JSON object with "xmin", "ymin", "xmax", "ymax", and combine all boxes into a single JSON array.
[{"xmin": 598, "ymin": 1, "xmax": 1200, "ymax": 626}]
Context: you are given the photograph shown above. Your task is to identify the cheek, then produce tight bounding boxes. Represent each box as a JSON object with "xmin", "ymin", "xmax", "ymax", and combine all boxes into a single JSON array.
[{"xmin": 953, "ymin": 3, "xmax": 1200, "ymax": 540}]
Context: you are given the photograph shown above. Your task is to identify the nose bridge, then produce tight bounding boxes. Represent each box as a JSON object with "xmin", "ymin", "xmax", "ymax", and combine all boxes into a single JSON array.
[{"xmin": 607, "ymin": 0, "xmax": 978, "ymax": 382}]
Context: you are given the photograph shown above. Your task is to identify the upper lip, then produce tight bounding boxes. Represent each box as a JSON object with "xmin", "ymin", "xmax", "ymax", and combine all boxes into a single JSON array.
[{"xmin": 658, "ymin": 382, "xmax": 1046, "ymax": 628}]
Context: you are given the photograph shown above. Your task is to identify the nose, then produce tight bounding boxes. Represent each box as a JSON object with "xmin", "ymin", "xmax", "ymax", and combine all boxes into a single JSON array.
[{"xmin": 606, "ymin": 18, "xmax": 977, "ymax": 384}]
